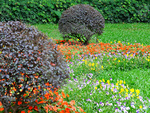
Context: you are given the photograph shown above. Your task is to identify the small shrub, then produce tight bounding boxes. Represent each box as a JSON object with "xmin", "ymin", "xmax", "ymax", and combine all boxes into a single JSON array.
[
  {"xmin": 0, "ymin": 21, "xmax": 70, "ymax": 113},
  {"xmin": 58, "ymin": 4, "xmax": 105, "ymax": 45}
]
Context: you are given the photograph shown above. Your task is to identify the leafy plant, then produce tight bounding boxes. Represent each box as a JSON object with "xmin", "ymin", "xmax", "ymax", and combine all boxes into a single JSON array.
[
  {"xmin": 0, "ymin": 0, "xmax": 149, "ymax": 24},
  {"xmin": 58, "ymin": 4, "xmax": 105, "ymax": 45},
  {"xmin": 0, "ymin": 21, "xmax": 70, "ymax": 113}
]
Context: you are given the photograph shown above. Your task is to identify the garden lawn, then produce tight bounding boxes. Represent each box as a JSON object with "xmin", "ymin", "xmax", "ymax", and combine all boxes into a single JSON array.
[
  {"xmin": 34, "ymin": 23, "xmax": 150, "ymax": 112},
  {"xmin": 33, "ymin": 23, "xmax": 150, "ymax": 45}
]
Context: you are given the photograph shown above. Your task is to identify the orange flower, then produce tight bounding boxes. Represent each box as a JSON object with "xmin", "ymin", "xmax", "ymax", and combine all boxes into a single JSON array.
[
  {"xmin": 0, "ymin": 102, "xmax": 2, "ymax": 106},
  {"xmin": 52, "ymin": 105, "xmax": 58, "ymax": 112},
  {"xmin": 21, "ymin": 111, "xmax": 25, "ymax": 113},
  {"xmin": 0, "ymin": 108, "xmax": 4, "ymax": 111},
  {"xmin": 66, "ymin": 94, "xmax": 69, "ymax": 97},
  {"xmin": 34, "ymin": 76, "xmax": 38, "ymax": 78},
  {"xmin": 62, "ymin": 101, "xmax": 68, "ymax": 106},
  {"xmin": 28, "ymin": 110, "xmax": 32, "ymax": 113},
  {"xmin": 44, "ymin": 93, "xmax": 50, "ymax": 100},
  {"xmin": 44, "ymin": 106, "xmax": 48, "ymax": 113},
  {"xmin": 61, "ymin": 91, "xmax": 66, "ymax": 98},
  {"xmin": 70, "ymin": 100, "xmax": 75, "ymax": 106},
  {"xmin": 45, "ymin": 83, "xmax": 50, "ymax": 86},
  {"xmin": 79, "ymin": 107, "xmax": 84, "ymax": 112}
]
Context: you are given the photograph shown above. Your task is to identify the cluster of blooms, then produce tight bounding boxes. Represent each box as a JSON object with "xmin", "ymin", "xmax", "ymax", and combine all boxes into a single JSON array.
[
  {"xmin": 56, "ymin": 41, "xmax": 150, "ymax": 61},
  {"xmin": 0, "ymin": 84, "xmax": 85, "ymax": 113},
  {"xmin": 65, "ymin": 77, "xmax": 150, "ymax": 113}
]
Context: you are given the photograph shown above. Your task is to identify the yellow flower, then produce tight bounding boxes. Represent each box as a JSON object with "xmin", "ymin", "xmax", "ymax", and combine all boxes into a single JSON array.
[
  {"xmin": 88, "ymin": 63, "xmax": 91, "ymax": 66},
  {"xmin": 99, "ymin": 80, "xmax": 102, "ymax": 83},
  {"xmin": 116, "ymin": 83, "xmax": 118, "ymax": 86},
  {"xmin": 123, "ymin": 80, "xmax": 125, "ymax": 84},
  {"xmin": 135, "ymin": 89, "xmax": 140, "ymax": 95},
  {"xmin": 118, "ymin": 41, "xmax": 121, "ymax": 43},
  {"xmin": 120, "ymin": 88, "xmax": 124, "ymax": 93},
  {"xmin": 116, "ymin": 86, "xmax": 119, "ymax": 90},
  {"xmin": 82, "ymin": 59, "xmax": 85, "ymax": 62},
  {"xmin": 131, "ymin": 93, "xmax": 135, "ymax": 97},
  {"xmin": 92, "ymin": 63, "xmax": 94, "ymax": 66},
  {"xmin": 110, "ymin": 41, "xmax": 112, "ymax": 43},
  {"xmin": 125, "ymin": 93, "xmax": 128, "ymax": 98},
  {"xmin": 101, "ymin": 66, "xmax": 104, "ymax": 69},
  {"xmin": 102, "ymin": 79, "xmax": 105, "ymax": 82},
  {"xmin": 113, "ymin": 58, "xmax": 117, "ymax": 61},
  {"xmin": 146, "ymin": 58, "xmax": 150, "ymax": 62},
  {"xmin": 119, "ymin": 80, "xmax": 123, "ymax": 84},
  {"xmin": 111, "ymin": 88, "xmax": 114, "ymax": 92},
  {"xmin": 139, "ymin": 105, "xmax": 142, "ymax": 109},
  {"xmin": 125, "ymin": 88, "xmax": 128, "ymax": 93},
  {"xmin": 127, "ymin": 54, "xmax": 129, "ymax": 57},
  {"xmin": 107, "ymin": 80, "xmax": 110, "ymax": 85},
  {"xmin": 85, "ymin": 60, "xmax": 87, "ymax": 65},
  {"xmin": 130, "ymin": 88, "xmax": 134, "ymax": 93},
  {"xmin": 95, "ymin": 87, "xmax": 97, "ymax": 90},
  {"xmin": 118, "ymin": 60, "xmax": 120, "ymax": 62},
  {"xmin": 91, "ymin": 68, "xmax": 95, "ymax": 70},
  {"xmin": 95, "ymin": 57, "xmax": 97, "ymax": 59}
]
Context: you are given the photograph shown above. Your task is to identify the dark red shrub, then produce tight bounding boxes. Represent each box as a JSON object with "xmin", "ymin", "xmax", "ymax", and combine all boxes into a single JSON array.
[{"xmin": 0, "ymin": 21, "xmax": 70, "ymax": 113}]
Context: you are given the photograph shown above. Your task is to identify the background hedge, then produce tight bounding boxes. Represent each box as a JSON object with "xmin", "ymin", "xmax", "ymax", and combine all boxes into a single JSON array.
[{"xmin": 0, "ymin": 0, "xmax": 150, "ymax": 24}]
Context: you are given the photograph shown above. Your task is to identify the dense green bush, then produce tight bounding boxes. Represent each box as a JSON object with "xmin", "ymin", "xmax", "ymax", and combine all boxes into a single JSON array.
[
  {"xmin": 0, "ymin": 0, "xmax": 149, "ymax": 24},
  {"xmin": 0, "ymin": 21, "xmax": 70, "ymax": 112},
  {"xmin": 58, "ymin": 4, "xmax": 105, "ymax": 45}
]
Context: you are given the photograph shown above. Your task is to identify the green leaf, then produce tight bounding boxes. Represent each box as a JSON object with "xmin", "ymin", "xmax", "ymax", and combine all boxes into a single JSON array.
[
  {"xmin": 13, "ymin": 7, "xmax": 16, "ymax": 11},
  {"xmin": 53, "ymin": 10, "xmax": 61, "ymax": 18}
]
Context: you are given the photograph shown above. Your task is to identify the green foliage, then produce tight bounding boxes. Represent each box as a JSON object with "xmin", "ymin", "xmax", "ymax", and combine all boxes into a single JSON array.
[
  {"xmin": 91, "ymin": 0, "xmax": 150, "ymax": 23},
  {"xmin": 0, "ymin": 0, "xmax": 149, "ymax": 24}
]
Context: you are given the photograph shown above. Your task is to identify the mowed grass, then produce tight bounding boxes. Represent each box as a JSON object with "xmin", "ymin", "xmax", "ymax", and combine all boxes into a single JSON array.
[
  {"xmin": 33, "ymin": 23, "xmax": 150, "ymax": 45},
  {"xmin": 33, "ymin": 23, "xmax": 150, "ymax": 112}
]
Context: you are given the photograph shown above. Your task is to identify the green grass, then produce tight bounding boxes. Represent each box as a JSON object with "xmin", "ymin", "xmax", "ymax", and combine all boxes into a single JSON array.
[
  {"xmin": 99, "ymin": 23, "xmax": 150, "ymax": 45},
  {"xmin": 33, "ymin": 23, "xmax": 150, "ymax": 112},
  {"xmin": 33, "ymin": 23, "xmax": 150, "ymax": 45}
]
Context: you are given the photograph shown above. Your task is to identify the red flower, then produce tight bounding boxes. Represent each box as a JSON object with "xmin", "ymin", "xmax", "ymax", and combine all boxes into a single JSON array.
[
  {"xmin": 34, "ymin": 106, "xmax": 38, "ymax": 111},
  {"xmin": 59, "ymin": 110, "xmax": 65, "ymax": 113},
  {"xmin": 65, "ymin": 107, "xmax": 70, "ymax": 112},
  {"xmin": 28, "ymin": 106, "xmax": 33, "ymax": 110},
  {"xmin": 18, "ymin": 101, "xmax": 22, "ymax": 105}
]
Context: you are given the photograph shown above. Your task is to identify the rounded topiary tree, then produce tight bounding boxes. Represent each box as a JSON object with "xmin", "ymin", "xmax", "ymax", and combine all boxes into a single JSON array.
[
  {"xmin": 58, "ymin": 4, "xmax": 105, "ymax": 45},
  {"xmin": 0, "ymin": 21, "xmax": 70, "ymax": 113}
]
